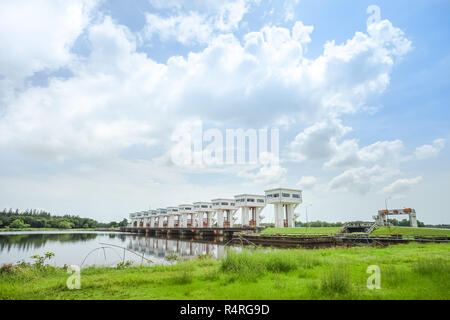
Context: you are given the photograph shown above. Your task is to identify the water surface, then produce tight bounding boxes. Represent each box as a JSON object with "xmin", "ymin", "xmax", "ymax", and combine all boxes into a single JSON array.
[{"xmin": 0, "ymin": 231, "xmax": 228, "ymax": 267}]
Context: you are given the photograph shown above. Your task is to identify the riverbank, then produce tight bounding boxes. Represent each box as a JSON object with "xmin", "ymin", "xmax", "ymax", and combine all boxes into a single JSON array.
[
  {"xmin": 1, "ymin": 243, "xmax": 448, "ymax": 300},
  {"xmin": 261, "ymin": 226, "xmax": 450, "ymax": 237},
  {"xmin": 0, "ymin": 228, "xmax": 119, "ymax": 232}
]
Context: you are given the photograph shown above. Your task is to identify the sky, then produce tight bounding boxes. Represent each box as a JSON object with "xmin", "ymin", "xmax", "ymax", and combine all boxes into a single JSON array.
[{"xmin": 0, "ymin": 0, "xmax": 449, "ymax": 224}]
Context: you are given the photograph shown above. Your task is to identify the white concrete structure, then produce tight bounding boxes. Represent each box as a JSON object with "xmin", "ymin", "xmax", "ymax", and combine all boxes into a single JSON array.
[
  {"xmin": 156, "ymin": 208, "xmax": 167, "ymax": 227},
  {"xmin": 148, "ymin": 210, "xmax": 157, "ymax": 228},
  {"xmin": 178, "ymin": 204, "xmax": 194, "ymax": 228},
  {"xmin": 374, "ymin": 208, "xmax": 418, "ymax": 228},
  {"xmin": 136, "ymin": 211, "xmax": 145, "ymax": 228},
  {"xmin": 193, "ymin": 202, "xmax": 213, "ymax": 228},
  {"xmin": 129, "ymin": 213, "xmax": 136, "ymax": 227},
  {"xmin": 212, "ymin": 199, "xmax": 237, "ymax": 228},
  {"xmin": 166, "ymin": 207, "xmax": 179, "ymax": 228},
  {"xmin": 234, "ymin": 194, "xmax": 266, "ymax": 227},
  {"xmin": 127, "ymin": 187, "xmax": 305, "ymax": 229},
  {"xmin": 265, "ymin": 188, "xmax": 302, "ymax": 228}
]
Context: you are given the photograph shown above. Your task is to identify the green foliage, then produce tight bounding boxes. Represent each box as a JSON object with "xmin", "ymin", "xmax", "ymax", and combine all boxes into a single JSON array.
[
  {"xmin": 30, "ymin": 252, "xmax": 55, "ymax": 268},
  {"xmin": 170, "ymin": 265, "xmax": 194, "ymax": 285},
  {"xmin": 320, "ymin": 264, "xmax": 352, "ymax": 295},
  {"xmin": 220, "ymin": 249, "xmax": 306, "ymax": 282},
  {"xmin": 116, "ymin": 260, "xmax": 133, "ymax": 269},
  {"xmin": 372, "ymin": 227, "xmax": 450, "ymax": 237},
  {"xmin": 261, "ymin": 227, "xmax": 341, "ymax": 235},
  {"xmin": 9, "ymin": 219, "xmax": 29, "ymax": 229},
  {"xmin": 296, "ymin": 221, "xmax": 344, "ymax": 227},
  {"xmin": 413, "ymin": 258, "xmax": 450, "ymax": 275},
  {"xmin": 166, "ymin": 253, "xmax": 179, "ymax": 262},
  {"xmin": 0, "ymin": 244, "xmax": 449, "ymax": 300},
  {"xmin": 0, "ymin": 208, "xmax": 123, "ymax": 230}
]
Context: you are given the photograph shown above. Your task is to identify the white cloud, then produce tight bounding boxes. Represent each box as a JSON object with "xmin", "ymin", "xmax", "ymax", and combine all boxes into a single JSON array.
[
  {"xmin": 328, "ymin": 165, "xmax": 399, "ymax": 194},
  {"xmin": 238, "ymin": 152, "xmax": 287, "ymax": 186},
  {"xmin": 297, "ymin": 176, "xmax": 317, "ymax": 189},
  {"xmin": 0, "ymin": 0, "xmax": 98, "ymax": 86},
  {"xmin": 144, "ymin": 12, "xmax": 214, "ymax": 45},
  {"xmin": 0, "ymin": 16, "xmax": 412, "ymax": 187},
  {"xmin": 382, "ymin": 176, "xmax": 422, "ymax": 195},
  {"xmin": 415, "ymin": 139, "xmax": 445, "ymax": 160},
  {"xmin": 292, "ymin": 21, "xmax": 314, "ymax": 44},
  {"xmin": 325, "ymin": 139, "xmax": 407, "ymax": 168},
  {"xmin": 143, "ymin": 0, "xmax": 250, "ymax": 45},
  {"xmin": 289, "ymin": 118, "xmax": 352, "ymax": 162}
]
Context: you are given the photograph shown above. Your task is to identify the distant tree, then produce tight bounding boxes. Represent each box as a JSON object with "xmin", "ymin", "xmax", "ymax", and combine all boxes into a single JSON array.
[
  {"xmin": 118, "ymin": 218, "xmax": 128, "ymax": 227},
  {"xmin": 57, "ymin": 221, "xmax": 73, "ymax": 229},
  {"xmin": 10, "ymin": 219, "xmax": 29, "ymax": 229}
]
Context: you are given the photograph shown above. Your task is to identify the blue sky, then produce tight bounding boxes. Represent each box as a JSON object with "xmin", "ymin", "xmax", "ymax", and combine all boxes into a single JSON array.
[{"xmin": 0, "ymin": 0, "xmax": 448, "ymax": 224}]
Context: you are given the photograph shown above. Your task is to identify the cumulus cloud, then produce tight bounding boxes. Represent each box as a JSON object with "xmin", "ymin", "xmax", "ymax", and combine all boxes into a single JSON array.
[
  {"xmin": 0, "ymin": 11, "xmax": 413, "ymax": 190},
  {"xmin": 328, "ymin": 165, "xmax": 399, "ymax": 194},
  {"xmin": 325, "ymin": 139, "xmax": 407, "ymax": 168},
  {"xmin": 144, "ymin": 12, "xmax": 214, "ymax": 45},
  {"xmin": 143, "ymin": 0, "xmax": 250, "ymax": 45},
  {"xmin": 297, "ymin": 176, "xmax": 317, "ymax": 189},
  {"xmin": 238, "ymin": 152, "xmax": 287, "ymax": 186},
  {"xmin": 289, "ymin": 118, "xmax": 351, "ymax": 162},
  {"xmin": 415, "ymin": 139, "xmax": 446, "ymax": 160},
  {"xmin": 382, "ymin": 176, "xmax": 422, "ymax": 195},
  {"xmin": 0, "ymin": 0, "xmax": 98, "ymax": 86}
]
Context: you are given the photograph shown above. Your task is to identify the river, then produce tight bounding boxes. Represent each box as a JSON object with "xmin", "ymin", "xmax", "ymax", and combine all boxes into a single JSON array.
[{"xmin": 0, "ymin": 231, "xmax": 230, "ymax": 267}]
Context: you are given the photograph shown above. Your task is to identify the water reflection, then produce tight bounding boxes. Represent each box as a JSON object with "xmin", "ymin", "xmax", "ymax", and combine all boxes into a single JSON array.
[
  {"xmin": 128, "ymin": 236, "xmax": 226, "ymax": 261},
  {"xmin": 0, "ymin": 232, "xmax": 230, "ymax": 267}
]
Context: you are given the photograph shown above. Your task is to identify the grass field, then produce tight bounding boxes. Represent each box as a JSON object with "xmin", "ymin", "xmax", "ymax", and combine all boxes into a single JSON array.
[
  {"xmin": 1, "ymin": 243, "xmax": 449, "ymax": 300},
  {"xmin": 261, "ymin": 226, "xmax": 450, "ymax": 237},
  {"xmin": 261, "ymin": 227, "xmax": 342, "ymax": 235},
  {"xmin": 371, "ymin": 227, "xmax": 450, "ymax": 237}
]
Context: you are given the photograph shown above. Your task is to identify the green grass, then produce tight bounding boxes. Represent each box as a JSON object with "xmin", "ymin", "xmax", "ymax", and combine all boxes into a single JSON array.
[
  {"xmin": 261, "ymin": 227, "xmax": 342, "ymax": 235},
  {"xmin": 1, "ymin": 243, "xmax": 449, "ymax": 300},
  {"xmin": 372, "ymin": 227, "xmax": 450, "ymax": 237}
]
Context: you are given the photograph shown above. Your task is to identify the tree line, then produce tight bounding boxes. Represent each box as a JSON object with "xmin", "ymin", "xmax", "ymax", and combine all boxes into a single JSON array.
[{"xmin": 0, "ymin": 209, "xmax": 127, "ymax": 230}]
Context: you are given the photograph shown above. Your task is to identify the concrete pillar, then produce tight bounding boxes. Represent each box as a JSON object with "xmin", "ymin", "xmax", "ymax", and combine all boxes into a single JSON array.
[
  {"xmin": 241, "ymin": 207, "xmax": 249, "ymax": 227},
  {"xmin": 158, "ymin": 217, "xmax": 163, "ymax": 228},
  {"xmin": 217, "ymin": 210, "xmax": 224, "ymax": 228},
  {"xmin": 195, "ymin": 213, "xmax": 202, "ymax": 228},
  {"xmin": 287, "ymin": 205, "xmax": 294, "ymax": 228},
  {"xmin": 207, "ymin": 212, "xmax": 213, "ymax": 227},
  {"xmin": 410, "ymin": 213, "xmax": 418, "ymax": 228},
  {"xmin": 229, "ymin": 210, "xmax": 234, "ymax": 228},
  {"xmin": 274, "ymin": 204, "xmax": 282, "ymax": 228},
  {"xmin": 168, "ymin": 215, "xmax": 174, "ymax": 228},
  {"xmin": 180, "ymin": 214, "xmax": 187, "ymax": 228},
  {"xmin": 255, "ymin": 208, "xmax": 263, "ymax": 227}
]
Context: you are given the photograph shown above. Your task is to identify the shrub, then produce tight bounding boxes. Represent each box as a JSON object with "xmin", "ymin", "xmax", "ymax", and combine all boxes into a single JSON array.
[
  {"xmin": 413, "ymin": 258, "xmax": 449, "ymax": 275},
  {"xmin": 116, "ymin": 260, "xmax": 133, "ymax": 269},
  {"xmin": 221, "ymin": 250, "xmax": 265, "ymax": 281},
  {"xmin": 9, "ymin": 219, "xmax": 29, "ymax": 229},
  {"xmin": 320, "ymin": 264, "xmax": 352, "ymax": 294},
  {"xmin": 0, "ymin": 263, "xmax": 19, "ymax": 274},
  {"xmin": 384, "ymin": 266, "xmax": 407, "ymax": 286},
  {"xmin": 264, "ymin": 253, "xmax": 297, "ymax": 273},
  {"xmin": 166, "ymin": 253, "xmax": 179, "ymax": 262},
  {"xmin": 171, "ymin": 270, "xmax": 193, "ymax": 285}
]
